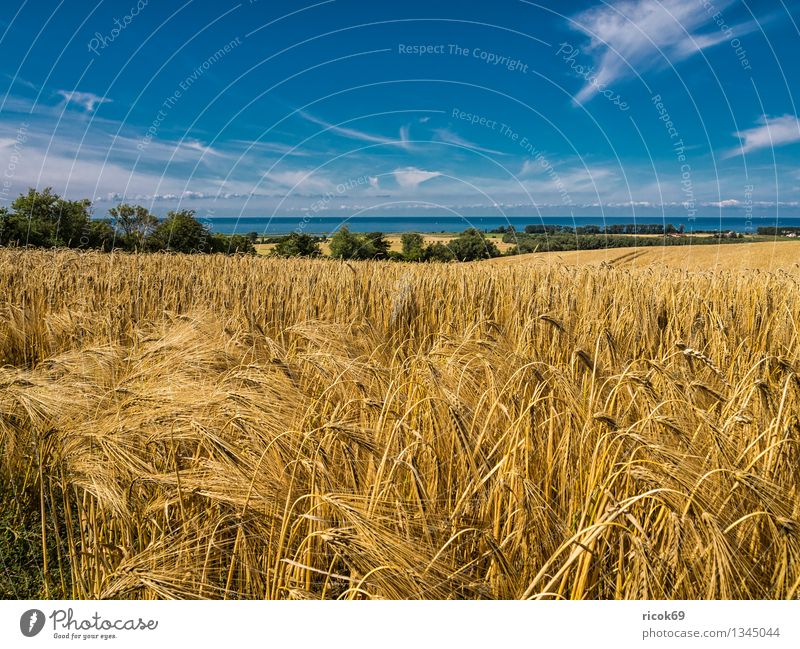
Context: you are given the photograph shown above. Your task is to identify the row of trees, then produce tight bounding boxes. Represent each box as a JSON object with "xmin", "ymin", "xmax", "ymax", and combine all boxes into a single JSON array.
[
  {"xmin": 492, "ymin": 223, "xmax": 687, "ymax": 236},
  {"xmin": 0, "ymin": 188, "xmax": 500, "ymax": 262},
  {"xmin": 756, "ymin": 226, "xmax": 800, "ymax": 236},
  {"xmin": 272, "ymin": 227, "xmax": 501, "ymax": 262},
  {"xmin": 0, "ymin": 188, "xmax": 255, "ymax": 254},
  {"xmin": 508, "ymin": 231, "xmax": 748, "ymax": 254}
]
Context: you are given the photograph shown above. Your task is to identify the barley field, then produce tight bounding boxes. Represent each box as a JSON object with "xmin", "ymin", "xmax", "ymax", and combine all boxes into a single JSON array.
[{"xmin": 1, "ymin": 248, "xmax": 799, "ymax": 600}]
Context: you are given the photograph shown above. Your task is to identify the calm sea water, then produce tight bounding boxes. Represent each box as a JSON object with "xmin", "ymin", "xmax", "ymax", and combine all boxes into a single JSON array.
[{"xmin": 205, "ymin": 215, "xmax": 800, "ymax": 236}]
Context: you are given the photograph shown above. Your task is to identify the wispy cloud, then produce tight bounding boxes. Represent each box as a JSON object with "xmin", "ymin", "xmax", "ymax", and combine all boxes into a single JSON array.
[
  {"xmin": 4, "ymin": 74, "xmax": 40, "ymax": 92},
  {"xmin": 519, "ymin": 160, "xmax": 615, "ymax": 185},
  {"xmin": 0, "ymin": 115, "xmax": 245, "ymax": 203},
  {"xmin": 570, "ymin": 0, "xmax": 757, "ymax": 104},
  {"xmin": 399, "ymin": 124, "xmax": 410, "ymax": 148},
  {"xmin": 392, "ymin": 166, "xmax": 442, "ymax": 189},
  {"xmin": 101, "ymin": 190, "xmax": 270, "ymax": 202},
  {"xmin": 726, "ymin": 114, "xmax": 800, "ymax": 157},
  {"xmin": 262, "ymin": 169, "xmax": 334, "ymax": 193},
  {"xmin": 433, "ymin": 128, "xmax": 506, "ymax": 156},
  {"xmin": 57, "ymin": 90, "xmax": 111, "ymax": 112},
  {"xmin": 230, "ymin": 139, "xmax": 313, "ymax": 157},
  {"xmin": 298, "ymin": 109, "xmax": 408, "ymax": 148}
]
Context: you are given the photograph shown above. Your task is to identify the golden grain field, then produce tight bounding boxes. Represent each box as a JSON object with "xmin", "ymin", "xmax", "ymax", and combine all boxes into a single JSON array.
[
  {"xmin": 1, "ymin": 248, "xmax": 799, "ymax": 600},
  {"xmin": 489, "ymin": 240, "xmax": 800, "ymax": 271}
]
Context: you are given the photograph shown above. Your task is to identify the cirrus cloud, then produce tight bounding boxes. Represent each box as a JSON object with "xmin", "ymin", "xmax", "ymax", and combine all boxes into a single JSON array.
[
  {"xmin": 726, "ymin": 114, "xmax": 800, "ymax": 157},
  {"xmin": 569, "ymin": 0, "xmax": 757, "ymax": 105}
]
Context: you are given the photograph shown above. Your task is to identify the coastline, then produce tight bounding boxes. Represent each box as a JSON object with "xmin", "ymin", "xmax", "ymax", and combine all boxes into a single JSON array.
[{"xmin": 197, "ymin": 215, "xmax": 800, "ymax": 236}]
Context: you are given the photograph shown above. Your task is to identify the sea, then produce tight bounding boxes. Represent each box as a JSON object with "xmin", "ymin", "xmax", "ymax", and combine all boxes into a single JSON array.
[{"xmin": 204, "ymin": 215, "xmax": 800, "ymax": 236}]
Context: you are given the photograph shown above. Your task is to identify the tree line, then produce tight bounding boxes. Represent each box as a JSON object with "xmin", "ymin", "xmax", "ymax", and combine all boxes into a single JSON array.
[
  {"xmin": 272, "ymin": 228, "xmax": 501, "ymax": 262},
  {"xmin": 756, "ymin": 226, "xmax": 800, "ymax": 236},
  {"xmin": 7, "ymin": 187, "xmax": 766, "ymax": 261},
  {"xmin": 0, "ymin": 188, "xmax": 256, "ymax": 254},
  {"xmin": 0, "ymin": 188, "xmax": 505, "ymax": 262},
  {"xmin": 492, "ymin": 223, "xmax": 687, "ymax": 235},
  {"xmin": 504, "ymin": 232, "xmax": 744, "ymax": 254}
]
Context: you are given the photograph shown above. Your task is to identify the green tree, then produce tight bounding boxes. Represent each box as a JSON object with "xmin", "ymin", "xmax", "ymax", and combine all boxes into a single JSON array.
[
  {"xmin": 0, "ymin": 207, "xmax": 9, "ymax": 244},
  {"xmin": 6, "ymin": 187, "xmax": 62, "ymax": 246},
  {"xmin": 446, "ymin": 228, "xmax": 500, "ymax": 261},
  {"xmin": 82, "ymin": 218, "xmax": 116, "ymax": 251},
  {"xmin": 2, "ymin": 188, "xmax": 92, "ymax": 247},
  {"xmin": 329, "ymin": 226, "xmax": 370, "ymax": 260},
  {"xmin": 423, "ymin": 242, "xmax": 455, "ymax": 262},
  {"xmin": 401, "ymin": 233, "xmax": 426, "ymax": 261},
  {"xmin": 149, "ymin": 209, "xmax": 209, "ymax": 253},
  {"xmin": 54, "ymin": 197, "xmax": 93, "ymax": 247},
  {"xmin": 226, "ymin": 234, "xmax": 256, "ymax": 254},
  {"xmin": 108, "ymin": 203, "xmax": 158, "ymax": 250},
  {"xmin": 364, "ymin": 232, "xmax": 390, "ymax": 259},
  {"xmin": 271, "ymin": 232, "xmax": 322, "ymax": 257},
  {"xmin": 209, "ymin": 233, "xmax": 256, "ymax": 254}
]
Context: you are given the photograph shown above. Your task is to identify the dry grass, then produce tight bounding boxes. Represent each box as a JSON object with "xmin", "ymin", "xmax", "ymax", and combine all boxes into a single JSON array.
[{"xmin": 0, "ymin": 248, "xmax": 799, "ymax": 600}]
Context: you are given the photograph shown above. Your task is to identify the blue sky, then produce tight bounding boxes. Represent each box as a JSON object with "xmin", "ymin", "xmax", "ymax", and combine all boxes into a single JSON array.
[{"xmin": 0, "ymin": 0, "xmax": 798, "ymax": 225}]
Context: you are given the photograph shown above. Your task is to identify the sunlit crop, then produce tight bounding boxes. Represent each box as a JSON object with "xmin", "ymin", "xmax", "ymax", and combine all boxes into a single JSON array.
[{"xmin": 1, "ymin": 249, "xmax": 798, "ymax": 599}]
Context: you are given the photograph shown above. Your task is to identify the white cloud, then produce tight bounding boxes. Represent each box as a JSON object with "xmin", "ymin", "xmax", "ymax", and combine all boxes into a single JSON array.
[
  {"xmin": 570, "ymin": 0, "xmax": 756, "ymax": 104},
  {"xmin": 392, "ymin": 166, "xmax": 442, "ymax": 189},
  {"xmin": 0, "ymin": 114, "xmax": 246, "ymax": 203},
  {"xmin": 57, "ymin": 90, "xmax": 111, "ymax": 112},
  {"xmin": 0, "ymin": 131, "xmax": 165, "ymax": 200},
  {"xmin": 726, "ymin": 114, "xmax": 800, "ymax": 157},
  {"xmin": 519, "ymin": 159, "xmax": 544, "ymax": 176},
  {"xmin": 605, "ymin": 200, "xmax": 654, "ymax": 207}
]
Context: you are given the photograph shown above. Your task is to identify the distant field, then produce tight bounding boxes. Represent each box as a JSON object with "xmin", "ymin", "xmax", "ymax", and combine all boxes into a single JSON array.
[{"xmin": 489, "ymin": 240, "xmax": 800, "ymax": 271}]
